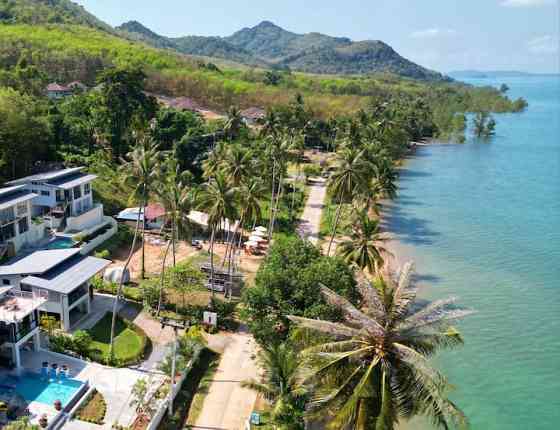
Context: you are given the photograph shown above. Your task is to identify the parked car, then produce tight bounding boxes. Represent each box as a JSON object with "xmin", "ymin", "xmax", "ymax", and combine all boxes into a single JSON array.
[{"xmin": 192, "ymin": 239, "xmax": 203, "ymax": 250}]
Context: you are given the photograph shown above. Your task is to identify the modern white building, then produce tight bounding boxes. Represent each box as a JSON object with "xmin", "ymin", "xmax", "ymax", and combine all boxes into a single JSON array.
[{"xmin": 0, "ymin": 248, "xmax": 110, "ymax": 332}]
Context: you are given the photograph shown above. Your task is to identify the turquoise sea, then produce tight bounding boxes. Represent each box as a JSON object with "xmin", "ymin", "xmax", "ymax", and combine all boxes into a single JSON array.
[{"xmin": 385, "ymin": 75, "xmax": 560, "ymax": 430}]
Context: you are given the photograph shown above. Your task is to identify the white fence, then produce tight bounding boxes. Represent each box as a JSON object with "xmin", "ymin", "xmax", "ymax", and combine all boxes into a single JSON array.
[
  {"xmin": 79, "ymin": 216, "xmax": 118, "ymax": 255},
  {"xmin": 145, "ymin": 348, "xmax": 202, "ymax": 430}
]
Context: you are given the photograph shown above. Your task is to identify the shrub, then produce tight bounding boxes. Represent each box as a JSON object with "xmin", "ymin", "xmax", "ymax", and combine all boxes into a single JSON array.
[
  {"xmin": 94, "ymin": 249, "xmax": 110, "ymax": 259},
  {"xmin": 303, "ymin": 163, "xmax": 322, "ymax": 180},
  {"xmin": 72, "ymin": 330, "xmax": 92, "ymax": 356}
]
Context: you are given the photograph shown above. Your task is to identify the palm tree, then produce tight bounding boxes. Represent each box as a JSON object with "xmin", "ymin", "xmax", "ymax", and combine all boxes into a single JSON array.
[
  {"xmin": 242, "ymin": 343, "xmax": 307, "ymax": 429},
  {"xmin": 326, "ymin": 148, "xmax": 371, "ymax": 256},
  {"xmin": 267, "ymin": 134, "xmax": 293, "ymax": 242},
  {"xmin": 121, "ymin": 137, "xmax": 161, "ymax": 279},
  {"xmin": 288, "ymin": 263, "xmax": 472, "ymax": 430},
  {"xmin": 222, "ymin": 144, "xmax": 254, "ymax": 187},
  {"xmin": 196, "ymin": 172, "xmax": 237, "ymax": 298},
  {"xmin": 373, "ymin": 158, "xmax": 398, "ymax": 200},
  {"xmin": 337, "ymin": 211, "xmax": 390, "ymax": 275},
  {"xmin": 224, "ymin": 106, "xmax": 244, "ymax": 141}
]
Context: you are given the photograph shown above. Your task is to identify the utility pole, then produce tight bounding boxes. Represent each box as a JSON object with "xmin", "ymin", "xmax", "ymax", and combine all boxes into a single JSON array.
[{"xmin": 160, "ymin": 317, "xmax": 187, "ymax": 417}]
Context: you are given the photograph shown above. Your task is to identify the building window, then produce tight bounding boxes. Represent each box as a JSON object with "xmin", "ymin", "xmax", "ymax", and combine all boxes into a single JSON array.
[
  {"xmin": 18, "ymin": 217, "xmax": 29, "ymax": 234},
  {"xmin": 0, "ymin": 224, "xmax": 15, "ymax": 241},
  {"xmin": 31, "ymin": 181, "xmax": 41, "ymax": 186},
  {"xmin": 16, "ymin": 202, "xmax": 27, "ymax": 217},
  {"xmin": 56, "ymin": 190, "xmax": 63, "ymax": 202},
  {"xmin": 2, "ymin": 279, "xmax": 9, "ymax": 286},
  {"xmin": 20, "ymin": 284, "xmax": 32, "ymax": 292},
  {"xmin": 73, "ymin": 185, "xmax": 81, "ymax": 200},
  {"xmin": 84, "ymin": 183, "xmax": 91, "ymax": 195},
  {"xmin": 41, "ymin": 190, "xmax": 50, "ymax": 197}
]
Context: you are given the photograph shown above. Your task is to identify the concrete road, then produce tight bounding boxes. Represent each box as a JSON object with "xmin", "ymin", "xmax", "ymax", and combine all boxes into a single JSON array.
[
  {"xmin": 194, "ymin": 331, "xmax": 259, "ymax": 430},
  {"xmin": 297, "ymin": 178, "xmax": 327, "ymax": 245}
]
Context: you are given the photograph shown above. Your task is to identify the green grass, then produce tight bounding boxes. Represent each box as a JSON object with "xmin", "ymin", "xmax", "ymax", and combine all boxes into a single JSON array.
[
  {"xmin": 86, "ymin": 313, "xmax": 147, "ymax": 364},
  {"xmin": 319, "ymin": 198, "xmax": 353, "ymax": 238}
]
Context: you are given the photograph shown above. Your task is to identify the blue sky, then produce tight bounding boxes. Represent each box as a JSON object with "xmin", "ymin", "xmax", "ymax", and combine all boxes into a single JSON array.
[{"xmin": 74, "ymin": 0, "xmax": 559, "ymax": 73}]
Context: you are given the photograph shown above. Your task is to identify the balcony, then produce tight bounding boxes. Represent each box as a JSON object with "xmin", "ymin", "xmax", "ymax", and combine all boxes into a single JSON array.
[{"xmin": 0, "ymin": 290, "xmax": 47, "ymax": 324}]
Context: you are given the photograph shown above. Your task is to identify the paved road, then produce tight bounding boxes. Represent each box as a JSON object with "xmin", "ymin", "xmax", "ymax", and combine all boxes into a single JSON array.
[
  {"xmin": 297, "ymin": 178, "xmax": 327, "ymax": 245},
  {"xmin": 194, "ymin": 331, "xmax": 259, "ymax": 430}
]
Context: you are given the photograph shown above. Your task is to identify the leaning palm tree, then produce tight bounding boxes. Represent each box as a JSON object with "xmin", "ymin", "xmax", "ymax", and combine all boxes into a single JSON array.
[
  {"xmin": 337, "ymin": 211, "xmax": 390, "ymax": 275},
  {"xmin": 242, "ymin": 343, "xmax": 307, "ymax": 429},
  {"xmin": 196, "ymin": 172, "xmax": 237, "ymax": 298},
  {"xmin": 374, "ymin": 158, "xmax": 398, "ymax": 200},
  {"xmin": 288, "ymin": 263, "xmax": 472, "ymax": 430},
  {"xmin": 326, "ymin": 148, "xmax": 371, "ymax": 256},
  {"xmin": 121, "ymin": 137, "xmax": 161, "ymax": 279}
]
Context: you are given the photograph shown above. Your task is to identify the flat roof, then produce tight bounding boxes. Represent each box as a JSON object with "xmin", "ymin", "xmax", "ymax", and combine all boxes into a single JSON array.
[
  {"xmin": 21, "ymin": 255, "xmax": 110, "ymax": 294},
  {"xmin": 0, "ymin": 249, "xmax": 81, "ymax": 276},
  {"xmin": 6, "ymin": 167, "xmax": 85, "ymax": 186},
  {"xmin": 49, "ymin": 173, "xmax": 97, "ymax": 190},
  {"xmin": 0, "ymin": 190, "xmax": 38, "ymax": 211}
]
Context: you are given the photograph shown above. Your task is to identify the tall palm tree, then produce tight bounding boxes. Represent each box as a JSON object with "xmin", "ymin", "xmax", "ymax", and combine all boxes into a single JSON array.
[
  {"xmin": 267, "ymin": 134, "xmax": 293, "ymax": 242},
  {"xmin": 326, "ymin": 148, "xmax": 371, "ymax": 256},
  {"xmin": 224, "ymin": 106, "xmax": 244, "ymax": 141},
  {"xmin": 196, "ymin": 172, "xmax": 237, "ymax": 298},
  {"xmin": 121, "ymin": 137, "xmax": 161, "ymax": 279},
  {"xmin": 222, "ymin": 144, "xmax": 254, "ymax": 187},
  {"xmin": 374, "ymin": 158, "xmax": 398, "ymax": 200},
  {"xmin": 337, "ymin": 211, "xmax": 390, "ymax": 275},
  {"xmin": 242, "ymin": 343, "xmax": 307, "ymax": 429},
  {"xmin": 288, "ymin": 263, "xmax": 472, "ymax": 430}
]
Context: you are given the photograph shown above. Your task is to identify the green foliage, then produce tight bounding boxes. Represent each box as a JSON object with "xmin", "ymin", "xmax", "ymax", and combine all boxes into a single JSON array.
[
  {"xmin": 76, "ymin": 389, "xmax": 107, "ymax": 425},
  {"xmin": 241, "ymin": 235, "xmax": 358, "ymax": 344},
  {"xmin": 303, "ymin": 163, "xmax": 322, "ymax": 180},
  {"xmin": 2, "ymin": 417, "xmax": 39, "ymax": 430},
  {"xmin": 473, "ymin": 111, "xmax": 497, "ymax": 138},
  {"xmin": 72, "ymin": 330, "xmax": 93, "ymax": 355}
]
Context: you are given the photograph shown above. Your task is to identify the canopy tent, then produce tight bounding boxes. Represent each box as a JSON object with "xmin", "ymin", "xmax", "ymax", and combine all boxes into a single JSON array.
[
  {"xmin": 254, "ymin": 226, "xmax": 267, "ymax": 232},
  {"xmin": 251, "ymin": 230, "xmax": 266, "ymax": 237}
]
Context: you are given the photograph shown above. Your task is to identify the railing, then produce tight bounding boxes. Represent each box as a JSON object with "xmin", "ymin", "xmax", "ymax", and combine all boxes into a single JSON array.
[{"xmin": 13, "ymin": 320, "xmax": 37, "ymax": 342}]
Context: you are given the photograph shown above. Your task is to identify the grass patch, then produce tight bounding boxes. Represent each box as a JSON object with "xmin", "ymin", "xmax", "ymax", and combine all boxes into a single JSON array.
[
  {"xmin": 87, "ymin": 312, "xmax": 148, "ymax": 366},
  {"xmin": 157, "ymin": 348, "xmax": 220, "ymax": 430},
  {"xmin": 76, "ymin": 389, "xmax": 107, "ymax": 425},
  {"xmin": 319, "ymin": 198, "xmax": 353, "ymax": 238}
]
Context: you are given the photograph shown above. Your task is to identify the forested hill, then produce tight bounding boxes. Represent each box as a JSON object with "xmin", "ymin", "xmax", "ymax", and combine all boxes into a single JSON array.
[
  {"xmin": 117, "ymin": 19, "xmax": 445, "ymax": 80},
  {"xmin": 0, "ymin": 0, "xmax": 114, "ymax": 33}
]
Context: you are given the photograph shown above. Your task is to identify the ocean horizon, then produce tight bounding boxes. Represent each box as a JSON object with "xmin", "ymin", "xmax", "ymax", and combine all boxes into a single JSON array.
[{"xmin": 385, "ymin": 75, "xmax": 560, "ymax": 429}]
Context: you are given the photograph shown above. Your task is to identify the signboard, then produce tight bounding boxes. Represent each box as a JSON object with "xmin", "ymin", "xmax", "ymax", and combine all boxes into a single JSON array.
[
  {"xmin": 250, "ymin": 412, "xmax": 261, "ymax": 425},
  {"xmin": 203, "ymin": 311, "xmax": 218, "ymax": 327}
]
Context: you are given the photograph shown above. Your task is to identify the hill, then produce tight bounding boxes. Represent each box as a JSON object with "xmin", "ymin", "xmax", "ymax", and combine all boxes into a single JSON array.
[
  {"xmin": 0, "ymin": 0, "xmax": 114, "ymax": 32},
  {"xmin": 117, "ymin": 19, "xmax": 445, "ymax": 80}
]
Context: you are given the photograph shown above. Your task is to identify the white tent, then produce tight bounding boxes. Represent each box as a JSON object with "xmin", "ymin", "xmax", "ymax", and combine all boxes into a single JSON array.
[
  {"xmin": 251, "ymin": 230, "xmax": 266, "ymax": 237},
  {"xmin": 249, "ymin": 235, "xmax": 266, "ymax": 243},
  {"xmin": 255, "ymin": 226, "xmax": 267, "ymax": 232}
]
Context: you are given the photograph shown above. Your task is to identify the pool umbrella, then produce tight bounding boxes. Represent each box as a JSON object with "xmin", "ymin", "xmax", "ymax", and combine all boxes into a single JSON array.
[
  {"xmin": 249, "ymin": 236, "xmax": 265, "ymax": 242},
  {"xmin": 251, "ymin": 230, "xmax": 266, "ymax": 237},
  {"xmin": 255, "ymin": 226, "xmax": 267, "ymax": 232}
]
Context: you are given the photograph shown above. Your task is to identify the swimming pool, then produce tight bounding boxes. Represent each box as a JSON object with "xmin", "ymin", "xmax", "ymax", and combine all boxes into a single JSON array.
[
  {"xmin": 45, "ymin": 237, "xmax": 76, "ymax": 250},
  {"xmin": 0, "ymin": 373, "xmax": 84, "ymax": 406}
]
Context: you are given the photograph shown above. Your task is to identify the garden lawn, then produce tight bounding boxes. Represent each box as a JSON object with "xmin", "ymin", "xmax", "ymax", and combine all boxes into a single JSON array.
[{"xmin": 87, "ymin": 313, "xmax": 145, "ymax": 364}]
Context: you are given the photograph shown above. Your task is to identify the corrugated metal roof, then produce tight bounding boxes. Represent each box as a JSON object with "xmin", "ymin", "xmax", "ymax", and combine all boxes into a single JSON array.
[
  {"xmin": 21, "ymin": 255, "xmax": 110, "ymax": 294},
  {"xmin": 0, "ymin": 249, "xmax": 80, "ymax": 276},
  {"xmin": 0, "ymin": 191, "xmax": 38, "ymax": 211},
  {"xmin": 0, "ymin": 185, "xmax": 26, "ymax": 197},
  {"xmin": 6, "ymin": 167, "xmax": 85, "ymax": 186}
]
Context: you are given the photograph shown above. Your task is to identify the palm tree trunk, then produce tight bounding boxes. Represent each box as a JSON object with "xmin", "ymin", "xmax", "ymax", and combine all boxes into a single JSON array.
[
  {"xmin": 209, "ymin": 226, "xmax": 216, "ymax": 301},
  {"xmin": 326, "ymin": 189, "xmax": 344, "ymax": 257},
  {"xmin": 109, "ymin": 205, "xmax": 142, "ymax": 358},
  {"xmin": 141, "ymin": 196, "xmax": 147, "ymax": 279},
  {"xmin": 268, "ymin": 173, "xmax": 283, "ymax": 243},
  {"xmin": 172, "ymin": 221, "xmax": 176, "ymax": 267},
  {"xmin": 268, "ymin": 162, "xmax": 276, "ymax": 240},
  {"xmin": 156, "ymin": 238, "xmax": 172, "ymax": 315}
]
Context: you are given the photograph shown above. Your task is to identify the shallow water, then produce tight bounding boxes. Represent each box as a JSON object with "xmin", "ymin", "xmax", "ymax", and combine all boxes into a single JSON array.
[{"xmin": 385, "ymin": 75, "xmax": 560, "ymax": 429}]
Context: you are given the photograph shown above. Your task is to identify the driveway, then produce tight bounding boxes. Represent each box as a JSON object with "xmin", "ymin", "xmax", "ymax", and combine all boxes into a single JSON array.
[
  {"xmin": 193, "ymin": 330, "xmax": 259, "ymax": 430},
  {"xmin": 297, "ymin": 178, "xmax": 327, "ymax": 245}
]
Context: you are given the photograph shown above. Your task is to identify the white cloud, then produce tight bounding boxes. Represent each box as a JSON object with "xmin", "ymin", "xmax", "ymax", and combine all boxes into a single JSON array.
[
  {"xmin": 410, "ymin": 28, "xmax": 457, "ymax": 39},
  {"xmin": 500, "ymin": 0, "xmax": 555, "ymax": 7},
  {"xmin": 527, "ymin": 35, "xmax": 559, "ymax": 54}
]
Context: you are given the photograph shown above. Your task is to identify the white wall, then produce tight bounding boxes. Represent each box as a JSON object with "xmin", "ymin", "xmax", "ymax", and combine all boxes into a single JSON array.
[{"xmin": 66, "ymin": 203, "xmax": 103, "ymax": 232}]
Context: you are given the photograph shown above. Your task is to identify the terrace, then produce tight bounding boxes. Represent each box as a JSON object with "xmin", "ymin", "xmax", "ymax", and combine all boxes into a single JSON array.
[{"xmin": 0, "ymin": 290, "xmax": 47, "ymax": 326}]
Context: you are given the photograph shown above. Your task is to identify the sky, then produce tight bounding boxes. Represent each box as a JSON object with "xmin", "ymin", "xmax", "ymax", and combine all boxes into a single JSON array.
[{"xmin": 73, "ymin": 0, "xmax": 559, "ymax": 73}]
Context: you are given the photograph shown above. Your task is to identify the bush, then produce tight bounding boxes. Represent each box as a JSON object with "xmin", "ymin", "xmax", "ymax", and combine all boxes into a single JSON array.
[
  {"xmin": 72, "ymin": 330, "xmax": 92, "ymax": 356},
  {"xmin": 49, "ymin": 334, "xmax": 73, "ymax": 353},
  {"xmin": 94, "ymin": 249, "xmax": 110, "ymax": 259},
  {"xmin": 303, "ymin": 163, "xmax": 322, "ymax": 180}
]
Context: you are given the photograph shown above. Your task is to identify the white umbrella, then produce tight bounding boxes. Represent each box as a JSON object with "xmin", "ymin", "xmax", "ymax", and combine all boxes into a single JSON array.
[
  {"xmin": 251, "ymin": 230, "xmax": 266, "ymax": 237},
  {"xmin": 245, "ymin": 241, "xmax": 259, "ymax": 247},
  {"xmin": 255, "ymin": 226, "xmax": 267, "ymax": 232},
  {"xmin": 249, "ymin": 235, "xmax": 265, "ymax": 242}
]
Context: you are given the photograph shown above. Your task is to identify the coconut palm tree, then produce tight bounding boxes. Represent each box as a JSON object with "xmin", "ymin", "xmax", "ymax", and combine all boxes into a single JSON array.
[
  {"xmin": 326, "ymin": 148, "xmax": 371, "ymax": 256},
  {"xmin": 224, "ymin": 106, "xmax": 244, "ymax": 141},
  {"xmin": 337, "ymin": 211, "xmax": 390, "ymax": 275},
  {"xmin": 222, "ymin": 144, "xmax": 255, "ymax": 187},
  {"xmin": 373, "ymin": 158, "xmax": 398, "ymax": 200},
  {"xmin": 196, "ymin": 172, "xmax": 237, "ymax": 298},
  {"xmin": 288, "ymin": 263, "xmax": 472, "ymax": 430},
  {"xmin": 242, "ymin": 343, "xmax": 307, "ymax": 429},
  {"xmin": 121, "ymin": 137, "xmax": 161, "ymax": 279}
]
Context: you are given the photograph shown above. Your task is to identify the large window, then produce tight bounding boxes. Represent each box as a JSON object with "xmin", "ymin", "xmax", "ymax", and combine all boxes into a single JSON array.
[
  {"xmin": 0, "ymin": 207, "xmax": 15, "ymax": 224},
  {"xmin": 16, "ymin": 202, "xmax": 27, "ymax": 217},
  {"xmin": 73, "ymin": 186, "xmax": 82, "ymax": 200},
  {"xmin": 0, "ymin": 224, "xmax": 15, "ymax": 241},
  {"xmin": 18, "ymin": 217, "xmax": 28, "ymax": 235},
  {"xmin": 84, "ymin": 183, "xmax": 91, "ymax": 195},
  {"xmin": 56, "ymin": 190, "xmax": 63, "ymax": 202},
  {"xmin": 68, "ymin": 284, "xmax": 88, "ymax": 306},
  {"xmin": 41, "ymin": 190, "xmax": 50, "ymax": 197}
]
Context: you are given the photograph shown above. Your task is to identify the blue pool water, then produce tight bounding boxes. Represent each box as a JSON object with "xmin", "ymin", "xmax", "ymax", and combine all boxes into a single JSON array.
[
  {"xmin": 0, "ymin": 373, "xmax": 83, "ymax": 406},
  {"xmin": 386, "ymin": 75, "xmax": 560, "ymax": 429},
  {"xmin": 45, "ymin": 237, "xmax": 76, "ymax": 250}
]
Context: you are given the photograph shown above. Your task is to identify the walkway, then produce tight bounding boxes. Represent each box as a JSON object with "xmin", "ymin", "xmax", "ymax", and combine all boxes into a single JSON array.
[
  {"xmin": 193, "ymin": 330, "xmax": 260, "ymax": 430},
  {"xmin": 297, "ymin": 178, "xmax": 327, "ymax": 245}
]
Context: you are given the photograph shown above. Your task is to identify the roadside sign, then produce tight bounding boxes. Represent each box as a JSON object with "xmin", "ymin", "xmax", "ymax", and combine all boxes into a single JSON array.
[
  {"xmin": 203, "ymin": 311, "xmax": 218, "ymax": 327},
  {"xmin": 250, "ymin": 412, "xmax": 261, "ymax": 425}
]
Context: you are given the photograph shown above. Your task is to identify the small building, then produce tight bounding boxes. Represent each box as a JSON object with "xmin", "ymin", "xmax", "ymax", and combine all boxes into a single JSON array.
[
  {"xmin": 116, "ymin": 204, "xmax": 166, "ymax": 230},
  {"xmin": 241, "ymin": 107, "xmax": 266, "ymax": 125},
  {"xmin": 46, "ymin": 83, "xmax": 72, "ymax": 99},
  {"xmin": 0, "ymin": 248, "xmax": 110, "ymax": 332}
]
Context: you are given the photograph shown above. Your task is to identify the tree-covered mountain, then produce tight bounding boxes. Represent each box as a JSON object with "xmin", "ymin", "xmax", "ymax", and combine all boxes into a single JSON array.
[
  {"xmin": 117, "ymin": 19, "xmax": 445, "ymax": 80},
  {"xmin": 0, "ymin": 0, "xmax": 114, "ymax": 33}
]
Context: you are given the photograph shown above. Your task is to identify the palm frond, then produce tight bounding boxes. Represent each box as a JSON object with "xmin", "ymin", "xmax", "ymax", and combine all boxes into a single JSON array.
[{"xmin": 287, "ymin": 315, "xmax": 362, "ymax": 339}]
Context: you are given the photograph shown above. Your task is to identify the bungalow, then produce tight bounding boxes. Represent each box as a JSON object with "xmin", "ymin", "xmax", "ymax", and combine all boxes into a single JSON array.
[
  {"xmin": 46, "ymin": 83, "xmax": 72, "ymax": 99},
  {"xmin": 116, "ymin": 203, "xmax": 166, "ymax": 230},
  {"xmin": 0, "ymin": 248, "xmax": 110, "ymax": 333},
  {"xmin": 241, "ymin": 107, "xmax": 266, "ymax": 125},
  {"xmin": 6, "ymin": 167, "xmax": 106, "ymax": 234}
]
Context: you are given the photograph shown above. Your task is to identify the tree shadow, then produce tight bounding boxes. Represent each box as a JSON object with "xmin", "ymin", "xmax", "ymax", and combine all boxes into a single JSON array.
[{"xmin": 381, "ymin": 206, "xmax": 440, "ymax": 246}]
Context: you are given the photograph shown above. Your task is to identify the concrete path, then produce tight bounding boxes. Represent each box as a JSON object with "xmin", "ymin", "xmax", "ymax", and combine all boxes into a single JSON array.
[
  {"xmin": 193, "ymin": 331, "xmax": 259, "ymax": 430},
  {"xmin": 297, "ymin": 178, "xmax": 327, "ymax": 245}
]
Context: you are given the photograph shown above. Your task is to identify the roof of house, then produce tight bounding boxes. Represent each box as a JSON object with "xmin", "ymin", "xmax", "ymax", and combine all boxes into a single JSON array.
[
  {"xmin": 21, "ymin": 255, "xmax": 110, "ymax": 294},
  {"xmin": 145, "ymin": 204, "xmax": 166, "ymax": 221},
  {"xmin": 6, "ymin": 167, "xmax": 85, "ymax": 186},
  {"xmin": 0, "ymin": 249, "xmax": 81, "ymax": 276},
  {"xmin": 46, "ymin": 83, "xmax": 71, "ymax": 92},
  {"xmin": 241, "ymin": 107, "xmax": 266, "ymax": 119},
  {"xmin": 168, "ymin": 97, "xmax": 201, "ymax": 111},
  {"xmin": 116, "ymin": 207, "xmax": 144, "ymax": 223},
  {"xmin": 48, "ymin": 173, "xmax": 98, "ymax": 190},
  {"xmin": 0, "ymin": 187, "xmax": 38, "ymax": 211}
]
